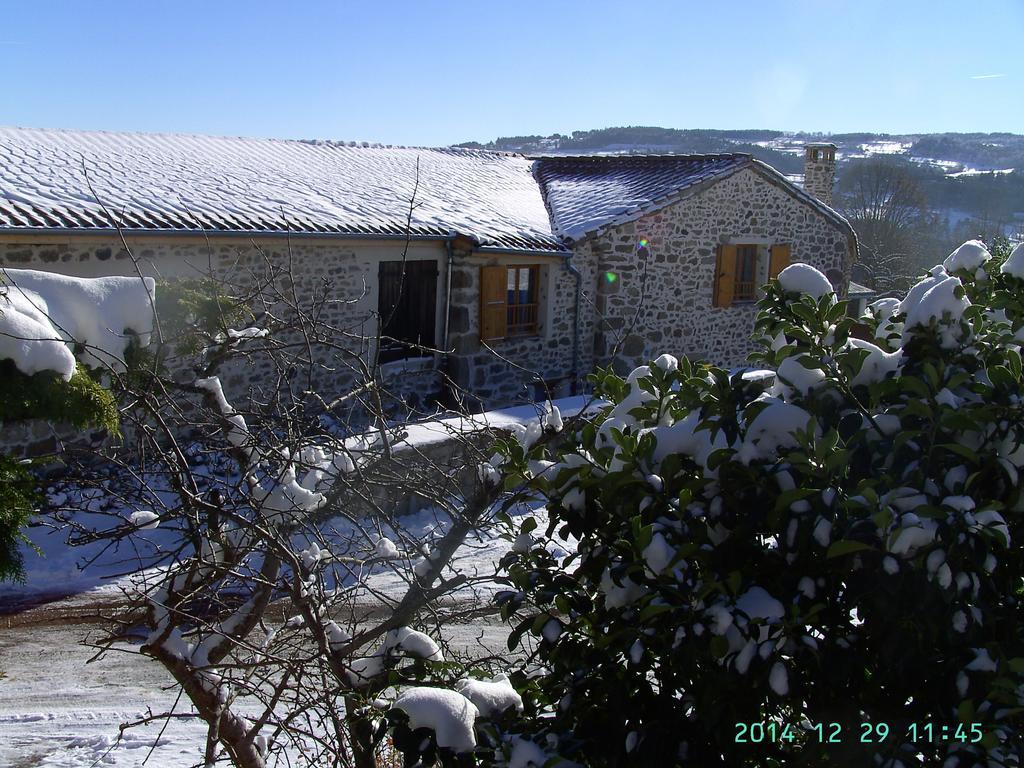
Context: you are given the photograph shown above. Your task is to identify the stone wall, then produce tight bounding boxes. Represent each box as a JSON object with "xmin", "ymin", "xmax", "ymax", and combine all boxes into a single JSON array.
[
  {"xmin": 0, "ymin": 237, "xmax": 451, "ymax": 449},
  {"xmin": 443, "ymin": 248, "xmax": 599, "ymax": 409},
  {"xmin": 586, "ymin": 167, "xmax": 853, "ymax": 373}
]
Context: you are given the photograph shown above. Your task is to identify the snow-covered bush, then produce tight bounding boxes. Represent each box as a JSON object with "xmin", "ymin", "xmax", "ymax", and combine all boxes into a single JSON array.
[
  {"xmin": 0, "ymin": 268, "xmax": 152, "ymax": 581},
  {"xmin": 481, "ymin": 241, "xmax": 1024, "ymax": 766}
]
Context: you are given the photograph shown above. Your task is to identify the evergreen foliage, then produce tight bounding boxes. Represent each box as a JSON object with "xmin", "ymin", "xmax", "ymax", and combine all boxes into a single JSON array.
[
  {"xmin": 0, "ymin": 454, "xmax": 41, "ymax": 583},
  {"xmin": 392, "ymin": 241, "xmax": 1024, "ymax": 767},
  {"xmin": 0, "ymin": 361, "xmax": 120, "ymax": 434}
]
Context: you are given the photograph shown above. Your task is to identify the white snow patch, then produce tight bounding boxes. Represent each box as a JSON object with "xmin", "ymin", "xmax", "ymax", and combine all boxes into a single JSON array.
[
  {"xmin": 392, "ymin": 687, "xmax": 479, "ymax": 752},
  {"xmin": 374, "ymin": 537, "xmax": 400, "ymax": 559},
  {"xmin": 384, "ymin": 627, "xmax": 444, "ymax": 662},
  {"xmin": 454, "ymin": 674, "xmax": 523, "ymax": 718},
  {"xmin": 737, "ymin": 399, "xmax": 818, "ymax": 465},
  {"xmin": 777, "ymin": 263, "xmax": 833, "ymax": 299},
  {"xmin": 999, "ymin": 242, "xmax": 1024, "ymax": 279},
  {"xmin": 0, "ymin": 268, "xmax": 155, "ymax": 378},
  {"xmin": 735, "ymin": 586, "xmax": 785, "ymax": 622},
  {"xmin": 846, "ymin": 338, "xmax": 903, "ymax": 386},
  {"xmin": 768, "ymin": 662, "xmax": 789, "ymax": 695},
  {"xmin": 965, "ymin": 648, "xmax": 997, "ymax": 673},
  {"xmin": 128, "ymin": 510, "xmax": 160, "ymax": 530},
  {"xmin": 902, "ymin": 274, "xmax": 971, "ymax": 349},
  {"xmin": 943, "ymin": 240, "xmax": 991, "ymax": 274},
  {"xmin": 508, "ymin": 737, "xmax": 550, "ymax": 768},
  {"xmin": 642, "ymin": 532, "xmax": 675, "ymax": 575},
  {"xmin": 771, "ymin": 355, "xmax": 825, "ymax": 398}
]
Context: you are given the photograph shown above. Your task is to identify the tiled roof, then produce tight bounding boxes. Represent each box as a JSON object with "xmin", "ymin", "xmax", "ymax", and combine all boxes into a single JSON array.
[
  {"xmin": 532, "ymin": 153, "xmax": 753, "ymax": 240},
  {"xmin": 0, "ymin": 126, "xmax": 564, "ymax": 252}
]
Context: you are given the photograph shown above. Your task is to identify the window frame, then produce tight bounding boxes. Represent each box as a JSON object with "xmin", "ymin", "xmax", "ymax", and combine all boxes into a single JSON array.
[
  {"xmin": 732, "ymin": 244, "xmax": 760, "ymax": 302},
  {"xmin": 505, "ymin": 264, "xmax": 540, "ymax": 337},
  {"xmin": 713, "ymin": 243, "xmax": 791, "ymax": 308}
]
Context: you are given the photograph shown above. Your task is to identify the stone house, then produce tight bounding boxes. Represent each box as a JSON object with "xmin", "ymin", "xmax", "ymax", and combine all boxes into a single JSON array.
[{"xmin": 0, "ymin": 127, "xmax": 856, "ymax": 411}]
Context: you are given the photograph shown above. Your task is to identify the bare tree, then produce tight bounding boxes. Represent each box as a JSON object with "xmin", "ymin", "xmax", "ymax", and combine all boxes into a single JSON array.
[
  {"xmin": 836, "ymin": 158, "xmax": 939, "ymax": 294},
  {"xmin": 25, "ymin": 222, "xmax": 578, "ymax": 767}
]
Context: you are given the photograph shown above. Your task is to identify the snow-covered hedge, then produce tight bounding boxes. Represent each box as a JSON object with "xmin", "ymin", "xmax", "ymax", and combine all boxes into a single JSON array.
[
  {"xmin": 474, "ymin": 240, "xmax": 1024, "ymax": 767},
  {"xmin": 0, "ymin": 267, "xmax": 156, "ymax": 379},
  {"xmin": 0, "ymin": 268, "xmax": 155, "ymax": 582}
]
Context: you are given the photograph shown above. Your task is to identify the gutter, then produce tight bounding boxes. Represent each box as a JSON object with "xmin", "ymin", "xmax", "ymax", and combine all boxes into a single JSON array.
[
  {"xmin": 562, "ymin": 252, "xmax": 583, "ymax": 395},
  {"xmin": 0, "ymin": 227, "xmax": 567, "ymax": 255},
  {"xmin": 474, "ymin": 244, "xmax": 569, "ymax": 258}
]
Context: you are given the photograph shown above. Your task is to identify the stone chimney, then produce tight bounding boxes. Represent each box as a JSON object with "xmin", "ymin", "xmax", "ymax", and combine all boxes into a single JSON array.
[{"xmin": 803, "ymin": 142, "xmax": 836, "ymax": 207}]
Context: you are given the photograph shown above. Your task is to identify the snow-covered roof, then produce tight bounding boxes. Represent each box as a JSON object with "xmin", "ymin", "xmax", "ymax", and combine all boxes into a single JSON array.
[
  {"xmin": 0, "ymin": 127, "xmax": 856, "ymax": 256},
  {"xmin": 533, "ymin": 153, "xmax": 751, "ymax": 241},
  {"xmin": 848, "ymin": 281, "xmax": 877, "ymax": 297},
  {"xmin": 0, "ymin": 126, "xmax": 564, "ymax": 252}
]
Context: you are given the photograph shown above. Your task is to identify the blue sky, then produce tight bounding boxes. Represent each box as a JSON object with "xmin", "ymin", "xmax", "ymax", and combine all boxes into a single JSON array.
[{"xmin": 2, "ymin": 0, "xmax": 1021, "ymax": 145}]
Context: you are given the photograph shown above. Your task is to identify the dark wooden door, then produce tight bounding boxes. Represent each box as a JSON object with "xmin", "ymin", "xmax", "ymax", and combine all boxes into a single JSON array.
[{"xmin": 378, "ymin": 260, "xmax": 438, "ymax": 362}]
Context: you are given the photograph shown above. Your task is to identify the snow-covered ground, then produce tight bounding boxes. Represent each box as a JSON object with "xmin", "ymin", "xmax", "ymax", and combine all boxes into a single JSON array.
[
  {"xmin": 0, "ymin": 500, "xmax": 543, "ymax": 766},
  {"xmin": 0, "ymin": 396, "xmax": 587, "ymax": 766},
  {"xmin": 0, "ymin": 591, "xmax": 516, "ymax": 767}
]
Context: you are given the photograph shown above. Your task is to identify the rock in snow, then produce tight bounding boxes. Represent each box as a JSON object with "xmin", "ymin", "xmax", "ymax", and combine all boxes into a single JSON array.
[
  {"xmin": 0, "ymin": 268, "xmax": 155, "ymax": 378},
  {"xmin": 392, "ymin": 687, "xmax": 479, "ymax": 752}
]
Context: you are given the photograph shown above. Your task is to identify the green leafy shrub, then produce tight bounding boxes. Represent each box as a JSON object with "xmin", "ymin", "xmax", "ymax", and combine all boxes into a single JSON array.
[
  {"xmin": 0, "ymin": 454, "xmax": 41, "ymax": 582},
  {"xmin": 477, "ymin": 241, "xmax": 1024, "ymax": 767},
  {"xmin": 0, "ymin": 361, "xmax": 120, "ymax": 434}
]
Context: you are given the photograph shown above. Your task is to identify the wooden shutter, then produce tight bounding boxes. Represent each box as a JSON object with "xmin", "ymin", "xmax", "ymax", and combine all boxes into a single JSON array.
[
  {"xmin": 480, "ymin": 266, "xmax": 508, "ymax": 341},
  {"xmin": 769, "ymin": 244, "xmax": 791, "ymax": 279},
  {"xmin": 713, "ymin": 245, "xmax": 737, "ymax": 308}
]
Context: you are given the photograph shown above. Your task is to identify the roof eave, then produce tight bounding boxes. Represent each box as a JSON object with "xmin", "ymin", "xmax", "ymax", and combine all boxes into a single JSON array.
[{"xmin": 0, "ymin": 225, "xmax": 565, "ymax": 254}]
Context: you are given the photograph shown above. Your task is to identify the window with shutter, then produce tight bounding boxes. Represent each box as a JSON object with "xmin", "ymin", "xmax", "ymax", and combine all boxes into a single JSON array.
[
  {"xmin": 714, "ymin": 245, "xmax": 737, "ymax": 308},
  {"xmin": 714, "ymin": 243, "xmax": 793, "ymax": 306},
  {"xmin": 769, "ymin": 244, "xmax": 791, "ymax": 279},
  {"xmin": 480, "ymin": 265, "xmax": 541, "ymax": 341},
  {"xmin": 377, "ymin": 260, "xmax": 438, "ymax": 363}
]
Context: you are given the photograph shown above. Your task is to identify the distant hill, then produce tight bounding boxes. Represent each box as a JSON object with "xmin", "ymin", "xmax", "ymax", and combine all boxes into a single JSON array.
[
  {"xmin": 456, "ymin": 127, "xmax": 1024, "ymax": 177},
  {"xmin": 457, "ymin": 127, "xmax": 1024, "ymax": 239}
]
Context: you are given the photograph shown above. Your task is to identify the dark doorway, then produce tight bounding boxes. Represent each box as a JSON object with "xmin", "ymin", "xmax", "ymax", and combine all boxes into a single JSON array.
[{"xmin": 377, "ymin": 260, "xmax": 438, "ymax": 363}]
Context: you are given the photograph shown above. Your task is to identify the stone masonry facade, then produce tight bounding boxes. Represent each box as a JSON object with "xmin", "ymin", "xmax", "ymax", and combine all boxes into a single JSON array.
[
  {"xmin": 442, "ymin": 247, "xmax": 598, "ymax": 409},
  {"xmin": 586, "ymin": 166, "xmax": 852, "ymax": 373}
]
